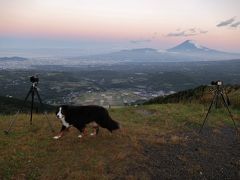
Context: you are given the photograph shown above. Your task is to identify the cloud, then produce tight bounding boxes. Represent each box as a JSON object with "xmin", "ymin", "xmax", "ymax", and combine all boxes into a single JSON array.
[
  {"xmin": 167, "ymin": 31, "xmax": 185, "ymax": 37},
  {"xmin": 167, "ymin": 28, "xmax": 208, "ymax": 37},
  {"xmin": 216, "ymin": 17, "xmax": 236, "ymax": 27},
  {"xmin": 130, "ymin": 32, "xmax": 158, "ymax": 44},
  {"xmin": 130, "ymin": 39, "xmax": 152, "ymax": 44},
  {"xmin": 231, "ymin": 21, "xmax": 240, "ymax": 28},
  {"xmin": 199, "ymin": 30, "xmax": 208, "ymax": 34},
  {"xmin": 189, "ymin": 28, "xmax": 196, "ymax": 33},
  {"xmin": 151, "ymin": 32, "xmax": 158, "ymax": 39}
]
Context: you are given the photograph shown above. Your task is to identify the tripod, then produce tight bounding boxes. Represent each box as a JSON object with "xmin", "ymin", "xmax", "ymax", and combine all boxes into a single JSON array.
[
  {"xmin": 4, "ymin": 82, "xmax": 54, "ymax": 134},
  {"xmin": 199, "ymin": 84, "xmax": 238, "ymax": 133}
]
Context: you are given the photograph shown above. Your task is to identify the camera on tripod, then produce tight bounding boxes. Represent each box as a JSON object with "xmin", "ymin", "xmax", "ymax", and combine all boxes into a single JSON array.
[
  {"xmin": 30, "ymin": 76, "xmax": 39, "ymax": 84},
  {"xmin": 211, "ymin": 80, "xmax": 222, "ymax": 86},
  {"xmin": 199, "ymin": 80, "xmax": 238, "ymax": 133},
  {"xmin": 4, "ymin": 75, "xmax": 54, "ymax": 134}
]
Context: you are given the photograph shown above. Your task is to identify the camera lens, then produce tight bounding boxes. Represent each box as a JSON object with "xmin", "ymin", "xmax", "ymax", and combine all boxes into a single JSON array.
[
  {"xmin": 211, "ymin": 80, "xmax": 222, "ymax": 86},
  {"xmin": 30, "ymin": 76, "xmax": 39, "ymax": 83},
  {"xmin": 211, "ymin": 81, "xmax": 216, "ymax": 85}
]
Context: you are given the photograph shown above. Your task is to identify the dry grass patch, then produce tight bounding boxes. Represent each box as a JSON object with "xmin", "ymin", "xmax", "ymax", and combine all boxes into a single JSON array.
[{"xmin": 0, "ymin": 104, "xmax": 239, "ymax": 179}]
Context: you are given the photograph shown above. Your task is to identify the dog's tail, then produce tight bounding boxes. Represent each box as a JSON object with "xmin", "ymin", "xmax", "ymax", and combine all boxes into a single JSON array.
[
  {"xmin": 97, "ymin": 115, "xmax": 120, "ymax": 132},
  {"xmin": 95, "ymin": 107, "xmax": 120, "ymax": 132},
  {"xmin": 106, "ymin": 118, "xmax": 120, "ymax": 132}
]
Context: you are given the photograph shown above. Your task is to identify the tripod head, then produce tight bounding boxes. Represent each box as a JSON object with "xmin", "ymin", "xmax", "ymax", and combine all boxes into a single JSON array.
[
  {"xmin": 211, "ymin": 80, "xmax": 223, "ymax": 86},
  {"xmin": 30, "ymin": 75, "xmax": 39, "ymax": 87},
  {"xmin": 210, "ymin": 80, "xmax": 223, "ymax": 92}
]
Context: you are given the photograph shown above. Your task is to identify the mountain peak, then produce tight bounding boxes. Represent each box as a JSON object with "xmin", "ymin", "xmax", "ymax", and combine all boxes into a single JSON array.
[
  {"xmin": 183, "ymin": 40, "xmax": 202, "ymax": 48},
  {"xmin": 167, "ymin": 40, "xmax": 209, "ymax": 52}
]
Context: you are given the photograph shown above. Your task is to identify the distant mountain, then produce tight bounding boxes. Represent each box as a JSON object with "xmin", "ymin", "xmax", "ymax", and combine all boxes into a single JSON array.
[
  {"xmin": 83, "ymin": 48, "xmax": 163, "ymax": 62},
  {"xmin": 83, "ymin": 40, "xmax": 240, "ymax": 62},
  {"xmin": 0, "ymin": 56, "xmax": 27, "ymax": 61},
  {"xmin": 120, "ymin": 48, "xmax": 158, "ymax": 53},
  {"xmin": 166, "ymin": 40, "xmax": 240, "ymax": 60},
  {"xmin": 167, "ymin": 40, "xmax": 219, "ymax": 53}
]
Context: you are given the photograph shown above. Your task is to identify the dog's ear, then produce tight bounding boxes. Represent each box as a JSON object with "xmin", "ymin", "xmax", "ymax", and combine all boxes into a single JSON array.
[
  {"xmin": 55, "ymin": 106, "xmax": 60, "ymax": 115},
  {"xmin": 61, "ymin": 105, "xmax": 68, "ymax": 116}
]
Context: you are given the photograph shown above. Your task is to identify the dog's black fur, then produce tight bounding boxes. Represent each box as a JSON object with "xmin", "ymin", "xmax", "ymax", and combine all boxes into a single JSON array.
[{"xmin": 56, "ymin": 105, "xmax": 120, "ymax": 134}]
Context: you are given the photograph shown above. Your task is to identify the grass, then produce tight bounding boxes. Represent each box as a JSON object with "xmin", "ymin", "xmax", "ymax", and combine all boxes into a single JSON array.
[{"xmin": 0, "ymin": 103, "xmax": 239, "ymax": 179}]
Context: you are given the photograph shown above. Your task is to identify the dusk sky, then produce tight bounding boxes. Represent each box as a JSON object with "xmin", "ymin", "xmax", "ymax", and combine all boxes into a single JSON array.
[{"xmin": 0, "ymin": 0, "xmax": 240, "ymax": 53}]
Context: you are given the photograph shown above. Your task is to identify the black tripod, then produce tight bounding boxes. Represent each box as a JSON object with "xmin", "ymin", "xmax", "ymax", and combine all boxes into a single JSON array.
[
  {"xmin": 4, "ymin": 80, "xmax": 54, "ymax": 134},
  {"xmin": 199, "ymin": 83, "xmax": 238, "ymax": 133}
]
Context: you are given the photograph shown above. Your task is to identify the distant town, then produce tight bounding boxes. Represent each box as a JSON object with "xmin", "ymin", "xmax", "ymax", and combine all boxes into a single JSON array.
[{"xmin": 0, "ymin": 58, "xmax": 240, "ymax": 107}]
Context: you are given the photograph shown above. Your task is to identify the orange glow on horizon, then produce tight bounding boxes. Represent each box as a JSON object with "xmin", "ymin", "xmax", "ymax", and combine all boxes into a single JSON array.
[{"xmin": 0, "ymin": 0, "xmax": 240, "ymax": 52}]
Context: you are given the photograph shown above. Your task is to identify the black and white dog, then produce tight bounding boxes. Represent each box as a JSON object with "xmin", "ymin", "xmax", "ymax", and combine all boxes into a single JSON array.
[{"xmin": 54, "ymin": 105, "xmax": 120, "ymax": 139}]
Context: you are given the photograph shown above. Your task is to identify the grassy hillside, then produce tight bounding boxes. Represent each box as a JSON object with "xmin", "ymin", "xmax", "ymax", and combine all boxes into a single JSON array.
[
  {"xmin": 0, "ymin": 96, "xmax": 55, "ymax": 115},
  {"xmin": 0, "ymin": 104, "xmax": 239, "ymax": 179},
  {"xmin": 145, "ymin": 85, "xmax": 240, "ymax": 108}
]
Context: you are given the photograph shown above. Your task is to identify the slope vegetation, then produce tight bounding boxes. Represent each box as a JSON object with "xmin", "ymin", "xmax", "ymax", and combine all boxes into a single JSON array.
[
  {"xmin": 0, "ymin": 104, "xmax": 239, "ymax": 179},
  {"xmin": 145, "ymin": 85, "xmax": 240, "ymax": 108},
  {"xmin": 0, "ymin": 96, "xmax": 55, "ymax": 114}
]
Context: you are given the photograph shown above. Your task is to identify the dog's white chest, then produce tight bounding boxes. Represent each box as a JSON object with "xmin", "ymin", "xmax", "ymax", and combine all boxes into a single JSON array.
[
  {"xmin": 60, "ymin": 117, "xmax": 70, "ymax": 127},
  {"xmin": 57, "ymin": 107, "xmax": 70, "ymax": 127}
]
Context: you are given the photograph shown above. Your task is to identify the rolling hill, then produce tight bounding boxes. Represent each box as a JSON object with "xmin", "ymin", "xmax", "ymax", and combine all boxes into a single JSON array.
[
  {"xmin": 0, "ymin": 57, "xmax": 27, "ymax": 61},
  {"xmin": 0, "ymin": 96, "xmax": 55, "ymax": 114},
  {"xmin": 144, "ymin": 84, "xmax": 240, "ymax": 108}
]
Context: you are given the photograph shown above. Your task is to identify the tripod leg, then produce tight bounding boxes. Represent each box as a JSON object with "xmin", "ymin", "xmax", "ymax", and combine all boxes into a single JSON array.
[
  {"xmin": 199, "ymin": 92, "xmax": 217, "ymax": 133},
  {"xmin": 35, "ymin": 89, "xmax": 55, "ymax": 132},
  {"xmin": 4, "ymin": 87, "xmax": 33, "ymax": 134},
  {"xmin": 24, "ymin": 88, "xmax": 33, "ymax": 104},
  {"xmin": 4, "ymin": 111, "xmax": 20, "ymax": 134},
  {"xmin": 223, "ymin": 88, "xmax": 231, "ymax": 106},
  {"xmin": 215, "ymin": 93, "xmax": 219, "ymax": 109},
  {"xmin": 220, "ymin": 93, "xmax": 238, "ymax": 133},
  {"xmin": 18, "ymin": 87, "xmax": 33, "ymax": 113},
  {"xmin": 30, "ymin": 89, "xmax": 35, "ymax": 125},
  {"xmin": 35, "ymin": 89, "xmax": 43, "ymax": 104}
]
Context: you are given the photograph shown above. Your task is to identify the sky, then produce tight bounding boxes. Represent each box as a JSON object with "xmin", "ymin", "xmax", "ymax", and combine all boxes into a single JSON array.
[{"xmin": 0, "ymin": 0, "xmax": 240, "ymax": 54}]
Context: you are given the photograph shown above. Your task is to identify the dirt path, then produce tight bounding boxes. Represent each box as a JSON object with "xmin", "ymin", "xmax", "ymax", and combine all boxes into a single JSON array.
[{"xmin": 122, "ymin": 127, "xmax": 240, "ymax": 179}]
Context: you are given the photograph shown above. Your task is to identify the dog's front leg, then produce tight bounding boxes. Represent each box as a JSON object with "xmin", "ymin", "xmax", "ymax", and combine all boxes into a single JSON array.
[
  {"xmin": 78, "ymin": 128, "xmax": 87, "ymax": 138},
  {"xmin": 53, "ymin": 125, "xmax": 70, "ymax": 139},
  {"xmin": 90, "ymin": 126, "xmax": 99, "ymax": 136}
]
